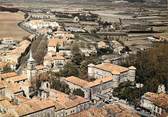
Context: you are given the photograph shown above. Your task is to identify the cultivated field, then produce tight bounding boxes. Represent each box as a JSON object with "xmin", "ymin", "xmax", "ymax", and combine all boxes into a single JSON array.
[{"xmin": 0, "ymin": 11, "xmax": 29, "ymax": 41}]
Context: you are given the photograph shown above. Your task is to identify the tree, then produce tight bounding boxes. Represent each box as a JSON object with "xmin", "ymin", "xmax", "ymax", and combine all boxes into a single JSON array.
[
  {"xmin": 113, "ymin": 82, "xmax": 143, "ymax": 106},
  {"xmin": 60, "ymin": 62, "xmax": 79, "ymax": 77},
  {"xmin": 117, "ymin": 43, "xmax": 168, "ymax": 105},
  {"xmin": 31, "ymin": 72, "xmax": 49, "ymax": 90},
  {"xmin": 73, "ymin": 88, "xmax": 84, "ymax": 97},
  {"xmin": 50, "ymin": 79, "xmax": 70, "ymax": 94},
  {"xmin": 79, "ymin": 56, "xmax": 101, "ymax": 80},
  {"xmin": 122, "ymin": 43, "xmax": 168, "ymax": 89},
  {"xmin": 2, "ymin": 66, "xmax": 13, "ymax": 73},
  {"xmin": 71, "ymin": 43, "xmax": 83, "ymax": 65}
]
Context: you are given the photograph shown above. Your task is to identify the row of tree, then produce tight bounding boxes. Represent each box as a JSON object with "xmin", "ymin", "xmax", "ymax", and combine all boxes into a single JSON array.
[
  {"xmin": 59, "ymin": 43, "xmax": 101, "ymax": 80},
  {"xmin": 113, "ymin": 43, "xmax": 168, "ymax": 106}
]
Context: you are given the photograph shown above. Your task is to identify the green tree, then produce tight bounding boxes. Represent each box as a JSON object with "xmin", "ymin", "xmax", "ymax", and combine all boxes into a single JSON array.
[
  {"xmin": 79, "ymin": 57, "xmax": 101, "ymax": 80},
  {"xmin": 60, "ymin": 62, "xmax": 79, "ymax": 77},
  {"xmin": 117, "ymin": 43, "xmax": 168, "ymax": 105},
  {"xmin": 71, "ymin": 43, "xmax": 83, "ymax": 65},
  {"xmin": 113, "ymin": 82, "xmax": 143, "ymax": 106},
  {"xmin": 2, "ymin": 66, "xmax": 13, "ymax": 73},
  {"xmin": 73, "ymin": 88, "xmax": 84, "ymax": 97},
  {"xmin": 50, "ymin": 78, "xmax": 70, "ymax": 94}
]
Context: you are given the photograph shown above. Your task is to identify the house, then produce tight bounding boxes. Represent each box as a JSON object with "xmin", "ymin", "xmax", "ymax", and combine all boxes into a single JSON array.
[
  {"xmin": 65, "ymin": 27, "xmax": 85, "ymax": 33},
  {"xmin": 69, "ymin": 102, "xmax": 140, "ymax": 117},
  {"xmin": 64, "ymin": 76, "xmax": 114, "ymax": 100},
  {"xmin": 97, "ymin": 41, "xmax": 109, "ymax": 49},
  {"xmin": 88, "ymin": 63, "xmax": 136, "ymax": 87},
  {"xmin": 80, "ymin": 45, "xmax": 97, "ymax": 57},
  {"xmin": 48, "ymin": 89, "xmax": 90, "ymax": 116},
  {"xmin": 28, "ymin": 13, "xmax": 55, "ymax": 19},
  {"xmin": 0, "ymin": 99, "xmax": 14, "ymax": 115},
  {"xmin": 1, "ymin": 39, "xmax": 31, "ymax": 69},
  {"xmin": 3, "ymin": 80, "xmax": 31, "ymax": 100},
  {"xmin": 2, "ymin": 54, "xmax": 20, "ymax": 68},
  {"xmin": 0, "ymin": 72, "xmax": 17, "ymax": 80},
  {"xmin": 3, "ymin": 75, "xmax": 27, "ymax": 84},
  {"xmin": 35, "ymin": 65, "xmax": 47, "ymax": 74},
  {"xmin": 48, "ymin": 38, "xmax": 65, "ymax": 52},
  {"xmin": 0, "ymin": 81, "xmax": 6, "ymax": 96},
  {"xmin": 0, "ymin": 61, "xmax": 16, "ymax": 73},
  {"xmin": 52, "ymin": 31, "xmax": 75, "ymax": 40},
  {"xmin": 14, "ymin": 98, "xmax": 55, "ymax": 117},
  {"xmin": 23, "ymin": 20, "xmax": 59, "ymax": 31},
  {"xmin": 140, "ymin": 92, "xmax": 168, "ymax": 116},
  {"xmin": 1, "ymin": 38, "xmax": 17, "ymax": 46},
  {"xmin": 0, "ymin": 72, "xmax": 26, "ymax": 84},
  {"xmin": 64, "ymin": 76, "xmax": 89, "ymax": 98},
  {"xmin": 51, "ymin": 54, "xmax": 66, "ymax": 72},
  {"xmin": 44, "ymin": 52, "xmax": 66, "ymax": 72},
  {"xmin": 152, "ymin": 33, "xmax": 168, "ymax": 42},
  {"xmin": 111, "ymin": 40, "xmax": 125, "ymax": 55},
  {"xmin": 37, "ymin": 28, "xmax": 52, "ymax": 35},
  {"xmin": 59, "ymin": 47, "xmax": 72, "ymax": 58},
  {"xmin": 0, "ymin": 62, "xmax": 7, "ymax": 73}
]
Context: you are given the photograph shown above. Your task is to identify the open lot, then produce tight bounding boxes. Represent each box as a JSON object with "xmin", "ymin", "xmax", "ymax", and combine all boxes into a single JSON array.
[{"xmin": 0, "ymin": 11, "xmax": 29, "ymax": 41}]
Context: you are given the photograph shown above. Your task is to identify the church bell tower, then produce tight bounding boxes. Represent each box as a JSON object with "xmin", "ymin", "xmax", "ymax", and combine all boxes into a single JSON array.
[{"xmin": 27, "ymin": 50, "xmax": 36, "ymax": 81}]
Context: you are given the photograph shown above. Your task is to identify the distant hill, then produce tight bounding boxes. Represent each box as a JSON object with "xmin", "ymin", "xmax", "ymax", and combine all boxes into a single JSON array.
[
  {"xmin": 0, "ymin": 0, "xmax": 112, "ymax": 3},
  {"xmin": 0, "ymin": 0, "xmax": 110, "ymax": 2}
]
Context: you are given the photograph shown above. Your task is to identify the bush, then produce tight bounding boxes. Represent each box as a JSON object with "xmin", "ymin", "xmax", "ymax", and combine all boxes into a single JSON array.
[
  {"xmin": 2, "ymin": 66, "xmax": 13, "ymax": 73},
  {"xmin": 50, "ymin": 79, "xmax": 70, "ymax": 94},
  {"xmin": 59, "ymin": 62, "xmax": 79, "ymax": 77},
  {"xmin": 73, "ymin": 88, "xmax": 84, "ymax": 97}
]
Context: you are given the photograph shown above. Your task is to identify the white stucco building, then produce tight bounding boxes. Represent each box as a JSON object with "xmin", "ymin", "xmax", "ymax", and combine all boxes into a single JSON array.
[
  {"xmin": 140, "ymin": 92, "xmax": 168, "ymax": 116},
  {"xmin": 23, "ymin": 20, "xmax": 59, "ymax": 31},
  {"xmin": 48, "ymin": 89, "xmax": 90, "ymax": 116},
  {"xmin": 88, "ymin": 63, "xmax": 136, "ymax": 87},
  {"xmin": 64, "ymin": 76, "xmax": 114, "ymax": 101},
  {"xmin": 48, "ymin": 38, "xmax": 65, "ymax": 53},
  {"xmin": 44, "ymin": 52, "xmax": 66, "ymax": 72}
]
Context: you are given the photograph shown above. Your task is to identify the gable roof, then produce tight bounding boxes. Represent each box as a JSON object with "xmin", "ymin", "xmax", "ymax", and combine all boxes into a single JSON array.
[
  {"xmin": 49, "ymin": 89, "xmax": 89, "ymax": 109},
  {"xmin": 144, "ymin": 92, "xmax": 168, "ymax": 110},
  {"xmin": 65, "ymin": 76, "xmax": 113, "ymax": 88},
  {"xmin": 48, "ymin": 39, "xmax": 64, "ymax": 47},
  {"xmin": 15, "ymin": 99, "xmax": 55, "ymax": 116},
  {"xmin": 65, "ymin": 76, "xmax": 89, "ymax": 88}
]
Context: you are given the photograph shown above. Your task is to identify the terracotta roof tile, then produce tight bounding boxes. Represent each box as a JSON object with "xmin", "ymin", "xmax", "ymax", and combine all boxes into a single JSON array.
[
  {"xmin": 15, "ymin": 99, "xmax": 55, "ymax": 116},
  {"xmin": 65, "ymin": 76, "xmax": 113, "ymax": 88},
  {"xmin": 69, "ymin": 103, "xmax": 140, "ymax": 117},
  {"xmin": 144, "ymin": 92, "xmax": 168, "ymax": 109},
  {"xmin": 95, "ymin": 63, "xmax": 129, "ymax": 74},
  {"xmin": 0, "ymin": 62, "xmax": 7, "ymax": 68},
  {"xmin": 48, "ymin": 39, "xmax": 64, "ymax": 47},
  {"xmin": 65, "ymin": 76, "xmax": 89, "ymax": 88},
  {"xmin": 86, "ymin": 76, "xmax": 113, "ymax": 88},
  {"xmin": 49, "ymin": 89, "xmax": 89, "ymax": 109}
]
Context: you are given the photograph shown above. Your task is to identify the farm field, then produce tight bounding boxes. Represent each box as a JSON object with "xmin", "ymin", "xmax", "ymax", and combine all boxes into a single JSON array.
[{"xmin": 0, "ymin": 11, "xmax": 29, "ymax": 41}]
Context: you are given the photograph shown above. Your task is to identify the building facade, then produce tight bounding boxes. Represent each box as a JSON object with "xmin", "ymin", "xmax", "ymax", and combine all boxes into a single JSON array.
[
  {"xmin": 140, "ymin": 92, "xmax": 168, "ymax": 116},
  {"xmin": 88, "ymin": 63, "xmax": 136, "ymax": 87}
]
